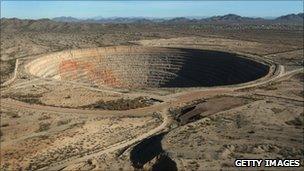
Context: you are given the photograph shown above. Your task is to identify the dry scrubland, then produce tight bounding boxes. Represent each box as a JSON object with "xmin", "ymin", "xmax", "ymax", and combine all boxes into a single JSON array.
[{"xmin": 0, "ymin": 19, "xmax": 303, "ymax": 170}]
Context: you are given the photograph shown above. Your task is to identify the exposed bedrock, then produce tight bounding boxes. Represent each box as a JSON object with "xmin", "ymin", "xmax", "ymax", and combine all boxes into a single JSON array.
[{"xmin": 26, "ymin": 46, "xmax": 270, "ymax": 88}]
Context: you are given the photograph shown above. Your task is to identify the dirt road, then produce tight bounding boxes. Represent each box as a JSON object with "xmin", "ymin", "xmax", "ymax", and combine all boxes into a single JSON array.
[
  {"xmin": 41, "ymin": 108, "xmax": 171, "ymax": 170},
  {"xmin": 1, "ymin": 64, "xmax": 303, "ymax": 170}
]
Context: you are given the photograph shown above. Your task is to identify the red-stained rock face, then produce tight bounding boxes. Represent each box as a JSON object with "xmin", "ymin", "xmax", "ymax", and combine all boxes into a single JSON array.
[{"xmin": 59, "ymin": 60, "xmax": 78, "ymax": 80}]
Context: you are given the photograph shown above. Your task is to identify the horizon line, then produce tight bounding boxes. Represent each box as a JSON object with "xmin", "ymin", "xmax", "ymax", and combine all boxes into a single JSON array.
[{"xmin": 1, "ymin": 12, "xmax": 303, "ymax": 20}]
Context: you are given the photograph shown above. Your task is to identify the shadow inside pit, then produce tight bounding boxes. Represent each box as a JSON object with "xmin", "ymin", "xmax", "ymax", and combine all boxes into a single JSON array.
[
  {"xmin": 130, "ymin": 132, "xmax": 177, "ymax": 170},
  {"xmin": 160, "ymin": 48, "xmax": 270, "ymax": 88}
]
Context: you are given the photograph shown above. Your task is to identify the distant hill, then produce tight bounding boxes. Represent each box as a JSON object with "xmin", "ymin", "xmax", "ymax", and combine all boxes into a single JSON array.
[
  {"xmin": 164, "ymin": 14, "xmax": 269, "ymax": 24},
  {"xmin": 204, "ymin": 14, "xmax": 265, "ymax": 23},
  {"xmin": 50, "ymin": 13, "xmax": 303, "ymax": 24},
  {"xmin": 165, "ymin": 17, "xmax": 195, "ymax": 23},
  {"xmin": 275, "ymin": 13, "xmax": 303, "ymax": 23},
  {"xmin": 52, "ymin": 16, "xmax": 159, "ymax": 24},
  {"xmin": 1, "ymin": 13, "xmax": 302, "ymax": 32},
  {"xmin": 52, "ymin": 16, "xmax": 82, "ymax": 22},
  {"xmin": 0, "ymin": 18, "xmax": 99, "ymax": 32}
]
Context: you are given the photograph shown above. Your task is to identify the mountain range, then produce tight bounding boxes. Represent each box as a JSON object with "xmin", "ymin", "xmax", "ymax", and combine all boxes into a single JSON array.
[
  {"xmin": 51, "ymin": 13, "xmax": 303, "ymax": 24},
  {"xmin": 1, "ymin": 13, "xmax": 302, "ymax": 33}
]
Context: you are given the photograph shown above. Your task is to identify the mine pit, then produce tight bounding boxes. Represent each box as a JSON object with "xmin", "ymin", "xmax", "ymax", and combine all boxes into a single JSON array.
[{"xmin": 26, "ymin": 46, "xmax": 270, "ymax": 89}]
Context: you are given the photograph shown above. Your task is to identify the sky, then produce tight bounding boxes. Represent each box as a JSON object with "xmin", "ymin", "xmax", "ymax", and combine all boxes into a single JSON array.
[{"xmin": 1, "ymin": 1, "xmax": 303, "ymax": 19}]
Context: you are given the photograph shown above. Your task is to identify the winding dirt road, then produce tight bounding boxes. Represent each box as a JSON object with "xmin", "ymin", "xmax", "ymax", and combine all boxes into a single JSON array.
[
  {"xmin": 41, "ymin": 108, "xmax": 171, "ymax": 171},
  {"xmin": 1, "ymin": 63, "xmax": 303, "ymax": 170}
]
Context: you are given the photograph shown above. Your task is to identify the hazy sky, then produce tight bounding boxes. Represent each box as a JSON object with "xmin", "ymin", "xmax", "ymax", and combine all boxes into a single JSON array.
[{"xmin": 1, "ymin": 1, "xmax": 303, "ymax": 19}]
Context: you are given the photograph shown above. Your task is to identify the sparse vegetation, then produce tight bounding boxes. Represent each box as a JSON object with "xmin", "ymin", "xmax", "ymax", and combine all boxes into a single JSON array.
[
  {"xmin": 36, "ymin": 122, "xmax": 51, "ymax": 132},
  {"xmin": 271, "ymin": 107, "xmax": 284, "ymax": 114},
  {"xmin": 6, "ymin": 111, "xmax": 20, "ymax": 118},
  {"xmin": 38, "ymin": 115, "xmax": 51, "ymax": 121},
  {"xmin": 7, "ymin": 93, "xmax": 44, "ymax": 105},
  {"xmin": 57, "ymin": 119, "xmax": 71, "ymax": 126},
  {"xmin": 1, "ymin": 123, "xmax": 9, "ymax": 127},
  {"xmin": 83, "ymin": 97, "xmax": 154, "ymax": 110},
  {"xmin": 0, "ymin": 12, "xmax": 303, "ymax": 171},
  {"xmin": 293, "ymin": 73, "xmax": 304, "ymax": 82},
  {"xmin": 68, "ymin": 121, "xmax": 85, "ymax": 129},
  {"xmin": 285, "ymin": 113, "xmax": 304, "ymax": 126},
  {"xmin": 262, "ymin": 85, "xmax": 278, "ymax": 90},
  {"xmin": 0, "ymin": 59, "xmax": 16, "ymax": 84},
  {"xmin": 235, "ymin": 114, "xmax": 247, "ymax": 129}
]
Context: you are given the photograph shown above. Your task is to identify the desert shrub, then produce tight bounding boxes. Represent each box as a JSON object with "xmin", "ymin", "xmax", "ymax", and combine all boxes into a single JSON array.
[
  {"xmin": 36, "ymin": 122, "xmax": 51, "ymax": 132},
  {"xmin": 1, "ymin": 123, "xmax": 9, "ymax": 127},
  {"xmin": 285, "ymin": 113, "xmax": 304, "ymax": 126},
  {"xmin": 38, "ymin": 115, "xmax": 51, "ymax": 121},
  {"xmin": 263, "ymin": 86, "xmax": 278, "ymax": 90},
  {"xmin": 9, "ymin": 93, "xmax": 43, "ymax": 104},
  {"xmin": 57, "ymin": 119, "xmax": 71, "ymax": 126},
  {"xmin": 271, "ymin": 108, "xmax": 284, "ymax": 114},
  {"xmin": 22, "ymin": 98, "xmax": 42, "ymax": 104},
  {"xmin": 68, "ymin": 121, "xmax": 85, "ymax": 129},
  {"xmin": 7, "ymin": 111, "xmax": 20, "ymax": 118}
]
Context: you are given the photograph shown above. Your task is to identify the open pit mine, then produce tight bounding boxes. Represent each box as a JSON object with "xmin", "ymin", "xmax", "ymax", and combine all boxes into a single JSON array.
[{"xmin": 25, "ymin": 46, "xmax": 270, "ymax": 89}]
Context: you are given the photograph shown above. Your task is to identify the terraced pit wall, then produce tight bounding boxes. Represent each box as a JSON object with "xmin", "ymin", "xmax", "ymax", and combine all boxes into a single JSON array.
[{"xmin": 25, "ymin": 46, "xmax": 270, "ymax": 89}]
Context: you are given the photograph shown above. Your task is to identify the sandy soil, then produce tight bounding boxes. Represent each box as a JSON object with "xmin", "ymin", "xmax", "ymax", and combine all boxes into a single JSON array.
[{"xmin": 0, "ymin": 21, "xmax": 303, "ymax": 170}]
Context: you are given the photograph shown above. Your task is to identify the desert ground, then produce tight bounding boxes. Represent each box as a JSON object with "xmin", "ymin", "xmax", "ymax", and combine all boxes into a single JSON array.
[{"xmin": 0, "ymin": 19, "xmax": 303, "ymax": 170}]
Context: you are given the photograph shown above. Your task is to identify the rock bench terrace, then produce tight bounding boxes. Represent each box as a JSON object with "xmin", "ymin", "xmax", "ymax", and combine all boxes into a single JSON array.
[{"xmin": 25, "ymin": 46, "xmax": 270, "ymax": 89}]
